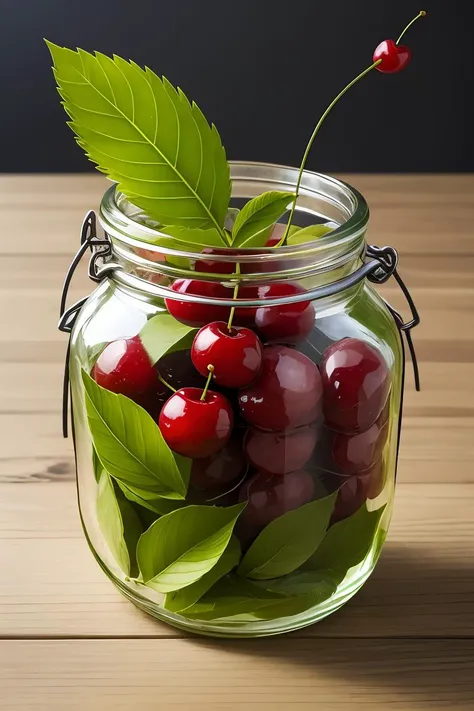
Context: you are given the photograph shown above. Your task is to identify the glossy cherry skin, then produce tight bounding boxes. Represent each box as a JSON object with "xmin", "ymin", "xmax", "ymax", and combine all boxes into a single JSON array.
[
  {"xmin": 239, "ymin": 346, "xmax": 323, "ymax": 431},
  {"xmin": 92, "ymin": 335, "xmax": 157, "ymax": 398},
  {"xmin": 190, "ymin": 437, "xmax": 247, "ymax": 490},
  {"xmin": 158, "ymin": 387, "xmax": 233, "ymax": 458},
  {"xmin": 237, "ymin": 469, "xmax": 315, "ymax": 543},
  {"xmin": 244, "ymin": 425, "xmax": 318, "ymax": 476},
  {"xmin": 331, "ymin": 471, "xmax": 371, "ymax": 524},
  {"xmin": 191, "ymin": 321, "xmax": 263, "ymax": 388},
  {"xmin": 321, "ymin": 338, "xmax": 390, "ymax": 434},
  {"xmin": 195, "ymin": 248, "xmax": 238, "ymax": 276},
  {"xmin": 165, "ymin": 279, "xmax": 231, "ymax": 327},
  {"xmin": 332, "ymin": 414, "xmax": 389, "ymax": 475},
  {"xmin": 374, "ymin": 39, "xmax": 411, "ymax": 74},
  {"xmin": 254, "ymin": 282, "xmax": 315, "ymax": 344}
]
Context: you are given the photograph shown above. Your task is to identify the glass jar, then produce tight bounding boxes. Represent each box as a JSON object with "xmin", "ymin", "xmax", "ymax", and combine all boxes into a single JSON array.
[{"xmin": 64, "ymin": 162, "xmax": 413, "ymax": 638}]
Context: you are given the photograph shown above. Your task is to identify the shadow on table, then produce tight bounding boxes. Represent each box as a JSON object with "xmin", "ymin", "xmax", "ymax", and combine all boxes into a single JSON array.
[{"xmin": 188, "ymin": 544, "xmax": 474, "ymax": 709}]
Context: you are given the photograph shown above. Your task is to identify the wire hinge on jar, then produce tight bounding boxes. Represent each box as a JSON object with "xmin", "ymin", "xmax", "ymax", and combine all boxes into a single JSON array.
[{"xmin": 58, "ymin": 210, "xmax": 114, "ymax": 437}]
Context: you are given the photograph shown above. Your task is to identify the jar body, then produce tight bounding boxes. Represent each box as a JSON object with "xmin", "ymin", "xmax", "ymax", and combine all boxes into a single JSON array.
[{"xmin": 68, "ymin": 166, "xmax": 404, "ymax": 637}]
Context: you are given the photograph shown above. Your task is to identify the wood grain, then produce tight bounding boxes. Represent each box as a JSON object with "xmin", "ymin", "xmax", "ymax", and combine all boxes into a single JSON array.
[{"xmin": 1, "ymin": 175, "xmax": 473, "ymax": 709}]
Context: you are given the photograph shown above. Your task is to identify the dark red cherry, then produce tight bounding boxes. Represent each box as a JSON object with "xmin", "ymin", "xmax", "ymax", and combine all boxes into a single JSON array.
[
  {"xmin": 244, "ymin": 425, "xmax": 318, "ymax": 476},
  {"xmin": 194, "ymin": 248, "xmax": 237, "ymax": 276},
  {"xmin": 239, "ymin": 346, "xmax": 322, "ymax": 431},
  {"xmin": 239, "ymin": 346, "xmax": 323, "ymax": 431},
  {"xmin": 165, "ymin": 279, "xmax": 231, "ymax": 327},
  {"xmin": 366, "ymin": 458, "xmax": 385, "ymax": 500},
  {"xmin": 92, "ymin": 335, "xmax": 157, "ymax": 398},
  {"xmin": 254, "ymin": 282, "xmax": 315, "ymax": 344},
  {"xmin": 190, "ymin": 437, "xmax": 247, "ymax": 491},
  {"xmin": 374, "ymin": 39, "xmax": 411, "ymax": 74},
  {"xmin": 158, "ymin": 387, "xmax": 233, "ymax": 458},
  {"xmin": 321, "ymin": 338, "xmax": 390, "ymax": 434},
  {"xmin": 237, "ymin": 469, "xmax": 315, "ymax": 543},
  {"xmin": 331, "ymin": 471, "xmax": 371, "ymax": 524},
  {"xmin": 191, "ymin": 321, "xmax": 263, "ymax": 388},
  {"xmin": 332, "ymin": 415, "xmax": 389, "ymax": 474}
]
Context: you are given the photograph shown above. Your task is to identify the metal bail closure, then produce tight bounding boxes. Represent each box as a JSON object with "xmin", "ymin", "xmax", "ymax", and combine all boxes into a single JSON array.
[
  {"xmin": 58, "ymin": 211, "xmax": 112, "ymax": 438},
  {"xmin": 366, "ymin": 245, "xmax": 421, "ymax": 392}
]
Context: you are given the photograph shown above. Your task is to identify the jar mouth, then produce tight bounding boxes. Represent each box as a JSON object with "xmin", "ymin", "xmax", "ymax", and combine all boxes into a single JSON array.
[{"xmin": 98, "ymin": 162, "xmax": 369, "ymax": 302}]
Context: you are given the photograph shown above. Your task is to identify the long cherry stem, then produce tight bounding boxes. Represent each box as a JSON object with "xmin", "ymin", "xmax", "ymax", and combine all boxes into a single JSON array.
[
  {"xmin": 200, "ymin": 364, "xmax": 215, "ymax": 401},
  {"xmin": 397, "ymin": 10, "xmax": 426, "ymax": 45},
  {"xmin": 227, "ymin": 263, "xmax": 241, "ymax": 331},
  {"xmin": 158, "ymin": 373, "xmax": 177, "ymax": 393},
  {"xmin": 280, "ymin": 59, "xmax": 382, "ymax": 244}
]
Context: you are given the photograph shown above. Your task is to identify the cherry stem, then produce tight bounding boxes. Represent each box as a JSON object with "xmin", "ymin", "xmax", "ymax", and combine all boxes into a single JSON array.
[
  {"xmin": 158, "ymin": 373, "xmax": 177, "ymax": 393},
  {"xmin": 396, "ymin": 10, "xmax": 426, "ymax": 45},
  {"xmin": 280, "ymin": 59, "xmax": 382, "ymax": 245},
  {"xmin": 200, "ymin": 364, "xmax": 215, "ymax": 401},
  {"xmin": 227, "ymin": 262, "xmax": 241, "ymax": 331}
]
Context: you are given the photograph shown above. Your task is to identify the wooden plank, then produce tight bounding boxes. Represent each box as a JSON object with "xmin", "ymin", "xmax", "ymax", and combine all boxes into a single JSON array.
[
  {"xmin": 0, "ymin": 483, "xmax": 472, "ymax": 639},
  {"xmin": 1, "ymin": 175, "xmax": 474, "ymax": 256},
  {"xmin": 1, "ymin": 639, "xmax": 473, "ymax": 710}
]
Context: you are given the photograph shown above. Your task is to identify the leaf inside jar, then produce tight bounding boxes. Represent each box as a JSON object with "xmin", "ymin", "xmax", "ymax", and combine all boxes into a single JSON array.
[
  {"xmin": 136, "ymin": 503, "xmax": 245, "ymax": 593},
  {"xmin": 96, "ymin": 469, "xmax": 143, "ymax": 577},
  {"xmin": 139, "ymin": 313, "xmax": 197, "ymax": 366},
  {"xmin": 237, "ymin": 492, "xmax": 337, "ymax": 580}
]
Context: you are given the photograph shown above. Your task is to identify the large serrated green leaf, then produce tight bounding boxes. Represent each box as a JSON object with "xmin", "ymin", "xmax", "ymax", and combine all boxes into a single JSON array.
[
  {"xmin": 82, "ymin": 370, "xmax": 188, "ymax": 498},
  {"xmin": 231, "ymin": 191, "xmax": 295, "ymax": 248},
  {"xmin": 137, "ymin": 503, "xmax": 245, "ymax": 593},
  {"xmin": 96, "ymin": 469, "xmax": 143, "ymax": 576},
  {"xmin": 164, "ymin": 536, "xmax": 241, "ymax": 612},
  {"xmin": 47, "ymin": 42, "xmax": 231, "ymax": 235},
  {"xmin": 238, "ymin": 493, "xmax": 337, "ymax": 580}
]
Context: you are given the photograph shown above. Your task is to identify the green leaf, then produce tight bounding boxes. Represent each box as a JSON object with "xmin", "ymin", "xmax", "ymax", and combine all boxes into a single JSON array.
[
  {"xmin": 137, "ymin": 503, "xmax": 245, "ymax": 593},
  {"xmin": 238, "ymin": 493, "xmax": 337, "ymax": 580},
  {"xmin": 286, "ymin": 223, "xmax": 334, "ymax": 246},
  {"xmin": 254, "ymin": 569, "xmax": 344, "ymax": 596},
  {"xmin": 117, "ymin": 481, "xmax": 186, "ymax": 516},
  {"xmin": 139, "ymin": 313, "xmax": 196, "ymax": 366},
  {"xmin": 82, "ymin": 370, "xmax": 187, "ymax": 498},
  {"xmin": 184, "ymin": 575, "xmax": 286, "ymax": 620},
  {"xmin": 231, "ymin": 191, "xmax": 295, "ymax": 248},
  {"xmin": 224, "ymin": 207, "xmax": 240, "ymax": 231},
  {"xmin": 96, "ymin": 469, "xmax": 143, "ymax": 576},
  {"xmin": 304, "ymin": 504, "xmax": 386, "ymax": 573},
  {"xmin": 164, "ymin": 536, "xmax": 241, "ymax": 612},
  {"xmin": 47, "ymin": 42, "xmax": 231, "ymax": 235}
]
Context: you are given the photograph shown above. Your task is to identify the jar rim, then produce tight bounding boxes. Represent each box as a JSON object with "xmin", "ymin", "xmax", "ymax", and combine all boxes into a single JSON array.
[{"xmin": 99, "ymin": 161, "xmax": 369, "ymax": 264}]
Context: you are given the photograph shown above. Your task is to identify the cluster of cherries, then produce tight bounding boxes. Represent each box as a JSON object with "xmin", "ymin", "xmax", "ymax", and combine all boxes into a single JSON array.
[{"xmin": 92, "ymin": 238, "xmax": 391, "ymax": 546}]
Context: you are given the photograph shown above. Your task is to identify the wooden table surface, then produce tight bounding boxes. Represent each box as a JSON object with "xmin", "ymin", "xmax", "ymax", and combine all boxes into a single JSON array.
[{"xmin": 1, "ymin": 174, "xmax": 473, "ymax": 710}]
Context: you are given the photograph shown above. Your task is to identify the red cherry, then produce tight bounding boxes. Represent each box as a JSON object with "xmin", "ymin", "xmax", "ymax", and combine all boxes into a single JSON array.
[
  {"xmin": 237, "ymin": 469, "xmax": 315, "ymax": 543},
  {"xmin": 244, "ymin": 425, "xmax": 318, "ymax": 476},
  {"xmin": 165, "ymin": 279, "xmax": 231, "ymax": 327},
  {"xmin": 321, "ymin": 338, "xmax": 390, "ymax": 434},
  {"xmin": 239, "ymin": 345, "xmax": 323, "ymax": 431},
  {"xmin": 366, "ymin": 458, "xmax": 385, "ymax": 500},
  {"xmin": 158, "ymin": 387, "xmax": 233, "ymax": 458},
  {"xmin": 332, "ymin": 415, "xmax": 389, "ymax": 475},
  {"xmin": 92, "ymin": 335, "xmax": 157, "ymax": 398},
  {"xmin": 374, "ymin": 40, "xmax": 411, "ymax": 74},
  {"xmin": 190, "ymin": 437, "xmax": 247, "ymax": 491},
  {"xmin": 191, "ymin": 321, "xmax": 263, "ymax": 388},
  {"xmin": 195, "ymin": 248, "xmax": 237, "ymax": 276},
  {"xmin": 331, "ymin": 471, "xmax": 371, "ymax": 524},
  {"xmin": 254, "ymin": 282, "xmax": 315, "ymax": 344}
]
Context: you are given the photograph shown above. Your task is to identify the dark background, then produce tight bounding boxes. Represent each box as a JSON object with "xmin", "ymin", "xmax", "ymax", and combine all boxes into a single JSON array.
[{"xmin": 0, "ymin": 0, "xmax": 472, "ymax": 173}]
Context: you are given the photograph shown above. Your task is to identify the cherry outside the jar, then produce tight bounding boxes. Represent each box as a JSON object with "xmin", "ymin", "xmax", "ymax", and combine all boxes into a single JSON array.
[
  {"xmin": 191, "ymin": 321, "xmax": 263, "ymax": 389},
  {"xmin": 244, "ymin": 425, "xmax": 318, "ymax": 476},
  {"xmin": 158, "ymin": 387, "xmax": 233, "ymax": 458},
  {"xmin": 239, "ymin": 345, "xmax": 323, "ymax": 431},
  {"xmin": 321, "ymin": 338, "xmax": 390, "ymax": 434},
  {"xmin": 254, "ymin": 282, "xmax": 315, "ymax": 345},
  {"xmin": 237, "ymin": 469, "xmax": 315, "ymax": 543},
  {"xmin": 165, "ymin": 279, "xmax": 231, "ymax": 327},
  {"xmin": 190, "ymin": 436, "xmax": 247, "ymax": 490},
  {"xmin": 373, "ymin": 39, "xmax": 411, "ymax": 74},
  {"xmin": 332, "ymin": 413, "xmax": 389, "ymax": 475},
  {"xmin": 92, "ymin": 335, "xmax": 158, "ymax": 398}
]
